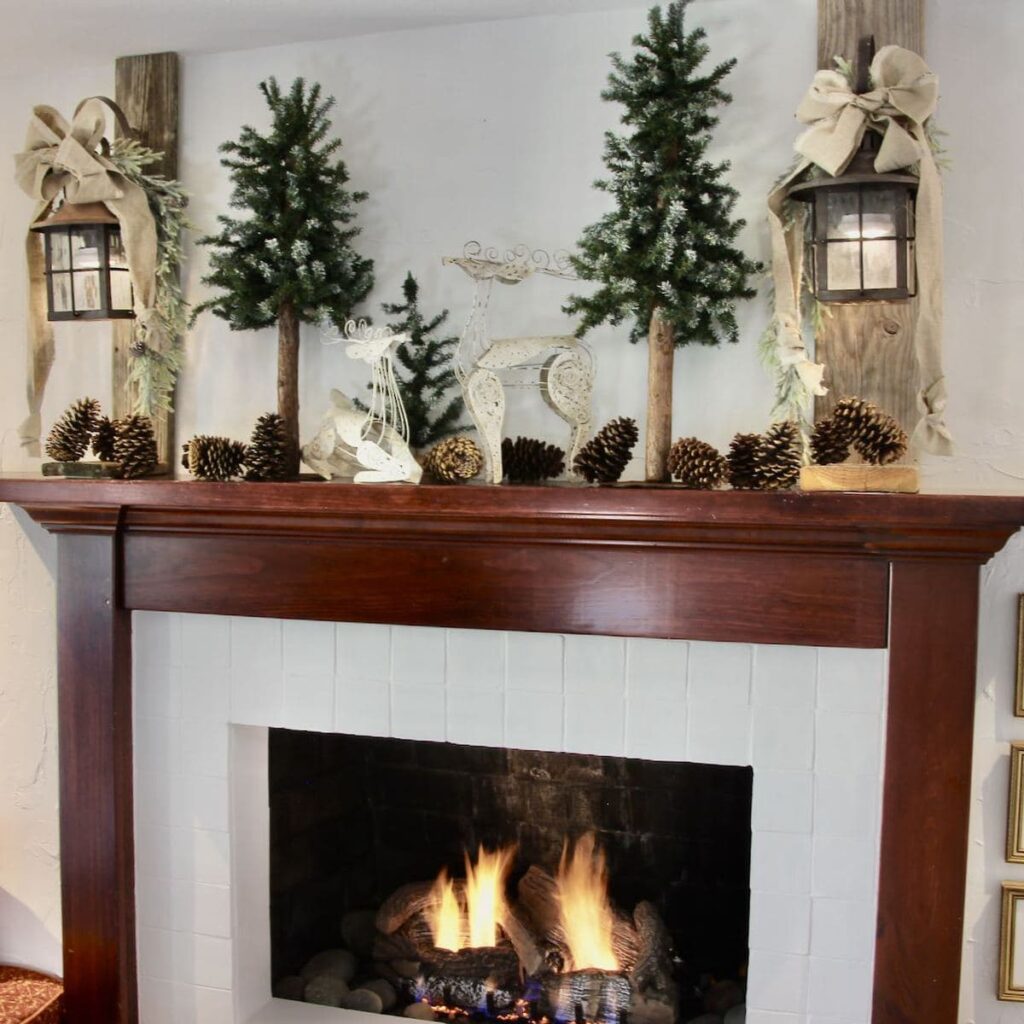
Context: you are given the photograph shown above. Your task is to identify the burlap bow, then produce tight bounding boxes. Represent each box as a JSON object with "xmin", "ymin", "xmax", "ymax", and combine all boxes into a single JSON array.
[
  {"xmin": 13, "ymin": 98, "xmax": 159, "ymax": 454},
  {"xmin": 768, "ymin": 45, "xmax": 951, "ymax": 455}
]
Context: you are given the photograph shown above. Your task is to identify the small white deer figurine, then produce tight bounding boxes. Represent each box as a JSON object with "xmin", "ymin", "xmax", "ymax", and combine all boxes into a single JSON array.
[
  {"xmin": 302, "ymin": 320, "xmax": 423, "ymax": 484},
  {"xmin": 443, "ymin": 242, "xmax": 594, "ymax": 484}
]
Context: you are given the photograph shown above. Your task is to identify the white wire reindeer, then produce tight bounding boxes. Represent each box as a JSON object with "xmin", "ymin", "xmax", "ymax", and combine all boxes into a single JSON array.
[
  {"xmin": 443, "ymin": 242, "xmax": 594, "ymax": 484},
  {"xmin": 302, "ymin": 319, "xmax": 423, "ymax": 484}
]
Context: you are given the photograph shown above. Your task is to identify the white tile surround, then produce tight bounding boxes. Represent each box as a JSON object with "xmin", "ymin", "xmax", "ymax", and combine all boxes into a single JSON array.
[{"xmin": 132, "ymin": 613, "xmax": 888, "ymax": 1024}]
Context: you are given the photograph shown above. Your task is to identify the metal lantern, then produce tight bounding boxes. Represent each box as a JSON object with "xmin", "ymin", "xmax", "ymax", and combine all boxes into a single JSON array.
[
  {"xmin": 31, "ymin": 201, "xmax": 134, "ymax": 321},
  {"xmin": 789, "ymin": 150, "xmax": 918, "ymax": 303}
]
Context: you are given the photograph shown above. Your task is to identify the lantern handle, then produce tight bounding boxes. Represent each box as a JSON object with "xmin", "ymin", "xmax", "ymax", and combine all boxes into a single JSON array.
[
  {"xmin": 72, "ymin": 96, "xmax": 135, "ymax": 152},
  {"xmin": 855, "ymin": 36, "xmax": 875, "ymax": 94}
]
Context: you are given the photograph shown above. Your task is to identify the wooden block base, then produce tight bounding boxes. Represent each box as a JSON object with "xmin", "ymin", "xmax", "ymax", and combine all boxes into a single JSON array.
[
  {"xmin": 800, "ymin": 464, "xmax": 920, "ymax": 493},
  {"xmin": 42, "ymin": 462, "xmax": 171, "ymax": 479}
]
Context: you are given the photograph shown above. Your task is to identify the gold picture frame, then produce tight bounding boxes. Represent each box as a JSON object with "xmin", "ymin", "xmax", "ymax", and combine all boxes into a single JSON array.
[
  {"xmin": 1001, "ymin": 882, "xmax": 1024, "ymax": 1001},
  {"xmin": 1011, "ymin": 744, "xmax": 1024, "ymax": 864},
  {"xmin": 1016, "ymin": 595, "xmax": 1024, "ymax": 717}
]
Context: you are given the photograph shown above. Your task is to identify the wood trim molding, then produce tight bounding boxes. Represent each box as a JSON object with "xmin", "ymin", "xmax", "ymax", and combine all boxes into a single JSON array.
[{"xmin": 2, "ymin": 477, "xmax": 1022, "ymax": 1024}]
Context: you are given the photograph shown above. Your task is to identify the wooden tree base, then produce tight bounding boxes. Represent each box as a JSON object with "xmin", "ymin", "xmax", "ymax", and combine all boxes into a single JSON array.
[{"xmin": 800, "ymin": 464, "xmax": 920, "ymax": 493}]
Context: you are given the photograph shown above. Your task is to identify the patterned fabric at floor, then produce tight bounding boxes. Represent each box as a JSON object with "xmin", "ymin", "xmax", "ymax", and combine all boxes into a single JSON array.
[{"xmin": 0, "ymin": 967, "xmax": 63, "ymax": 1024}]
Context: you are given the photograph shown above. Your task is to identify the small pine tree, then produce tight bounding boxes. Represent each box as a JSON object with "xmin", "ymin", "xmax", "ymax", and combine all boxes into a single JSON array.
[
  {"xmin": 194, "ymin": 77, "xmax": 374, "ymax": 477},
  {"xmin": 379, "ymin": 272, "xmax": 466, "ymax": 450},
  {"xmin": 564, "ymin": 2, "xmax": 761, "ymax": 480}
]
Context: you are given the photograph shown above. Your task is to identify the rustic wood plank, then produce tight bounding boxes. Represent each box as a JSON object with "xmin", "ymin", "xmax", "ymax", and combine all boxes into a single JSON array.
[
  {"xmin": 799, "ymin": 463, "xmax": 919, "ymax": 493},
  {"xmin": 56, "ymin": 521, "xmax": 137, "ymax": 1024},
  {"xmin": 112, "ymin": 53, "xmax": 179, "ymax": 470},
  {"xmin": 815, "ymin": 1, "xmax": 923, "ymax": 435}
]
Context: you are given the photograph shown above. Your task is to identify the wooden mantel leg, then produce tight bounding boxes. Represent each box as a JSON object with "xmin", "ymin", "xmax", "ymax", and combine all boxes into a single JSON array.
[
  {"xmin": 56, "ymin": 523, "xmax": 137, "ymax": 1024},
  {"xmin": 874, "ymin": 559, "xmax": 980, "ymax": 1023}
]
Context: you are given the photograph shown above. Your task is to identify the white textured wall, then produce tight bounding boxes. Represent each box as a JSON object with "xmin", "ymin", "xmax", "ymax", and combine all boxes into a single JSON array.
[{"xmin": 0, "ymin": 3, "xmax": 1021, "ymax": 1021}]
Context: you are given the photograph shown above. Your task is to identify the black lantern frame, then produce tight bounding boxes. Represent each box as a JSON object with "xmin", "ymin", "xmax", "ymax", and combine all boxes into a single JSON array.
[{"xmin": 31, "ymin": 200, "xmax": 135, "ymax": 322}]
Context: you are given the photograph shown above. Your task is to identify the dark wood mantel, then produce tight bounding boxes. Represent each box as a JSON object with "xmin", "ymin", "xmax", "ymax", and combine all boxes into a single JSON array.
[{"xmin": 3, "ymin": 475, "xmax": 1024, "ymax": 1024}]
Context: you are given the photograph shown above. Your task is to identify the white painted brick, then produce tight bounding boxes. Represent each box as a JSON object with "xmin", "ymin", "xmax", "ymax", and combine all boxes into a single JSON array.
[
  {"xmin": 139, "ymin": 926, "xmax": 176, "ymax": 982},
  {"xmin": 174, "ymin": 931, "xmax": 233, "ymax": 990},
  {"xmin": 688, "ymin": 641, "xmax": 751, "ymax": 705},
  {"xmin": 191, "ymin": 985, "xmax": 234, "ymax": 1023},
  {"xmin": 337, "ymin": 622, "xmax": 391, "ymax": 681},
  {"xmin": 688, "ymin": 700, "xmax": 752, "ymax": 765},
  {"xmin": 181, "ymin": 719, "xmax": 230, "ymax": 780},
  {"xmin": 753, "ymin": 646, "xmax": 817, "ymax": 708},
  {"xmin": 136, "ymin": 717, "xmax": 182, "ymax": 776},
  {"xmin": 135, "ymin": 612, "xmax": 182, "ymax": 671},
  {"xmin": 506, "ymin": 632, "xmax": 563, "ymax": 693},
  {"xmin": 137, "ymin": 824, "xmax": 175, "ymax": 880},
  {"xmin": 282, "ymin": 672, "xmax": 335, "ymax": 732},
  {"xmin": 136, "ymin": 770, "xmax": 176, "ymax": 828},
  {"xmin": 625, "ymin": 695, "xmax": 686, "ymax": 761},
  {"xmin": 447, "ymin": 629, "xmax": 506, "ymax": 691},
  {"xmin": 335, "ymin": 675, "xmax": 390, "ymax": 736},
  {"xmin": 746, "ymin": 950, "xmax": 808, "ymax": 1013},
  {"xmin": 136, "ymin": 663, "xmax": 182, "ymax": 720},
  {"xmin": 811, "ymin": 899, "xmax": 875, "ymax": 962},
  {"xmin": 137, "ymin": 874, "xmax": 174, "ymax": 930},
  {"xmin": 447, "ymin": 689, "xmax": 504, "ymax": 746},
  {"xmin": 814, "ymin": 711, "xmax": 882, "ymax": 777},
  {"xmin": 506, "ymin": 691, "xmax": 563, "ymax": 752},
  {"xmin": 181, "ymin": 615, "xmax": 230, "ymax": 669},
  {"xmin": 564, "ymin": 635, "xmax": 626, "ymax": 697},
  {"xmin": 817, "ymin": 648, "xmax": 885, "ymax": 714},
  {"xmin": 181, "ymin": 663, "xmax": 229, "ymax": 722},
  {"xmin": 806, "ymin": 957, "xmax": 872, "ymax": 1019},
  {"xmin": 813, "ymin": 774, "xmax": 879, "ymax": 838},
  {"xmin": 391, "ymin": 625, "xmax": 446, "ymax": 687},
  {"xmin": 626, "ymin": 637, "xmax": 687, "ymax": 700},
  {"xmin": 813, "ymin": 836, "xmax": 876, "ymax": 900},
  {"xmin": 229, "ymin": 616, "xmax": 282, "ymax": 673},
  {"xmin": 230, "ymin": 659, "xmax": 284, "ymax": 726},
  {"xmin": 807, "ymin": 1017, "xmax": 863, "ymax": 1024},
  {"xmin": 179, "ymin": 828, "xmax": 232, "ymax": 887},
  {"xmin": 172, "ymin": 881, "xmax": 232, "ymax": 938},
  {"xmin": 753, "ymin": 706, "xmax": 815, "ymax": 771},
  {"xmin": 745, "ymin": 1013, "xmax": 802, "ymax": 1024},
  {"xmin": 138, "ymin": 976, "xmax": 176, "ymax": 1024},
  {"xmin": 749, "ymin": 891, "xmax": 811, "ymax": 954},
  {"xmin": 751, "ymin": 832, "xmax": 813, "ymax": 894},
  {"xmin": 180, "ymin": 774, "xmax": 230, "ymax": 831},
  {"xmin": 391, "ymin": 684, "xmax": 446, "ymax": 741},
  {"xmin": 564, "ymin": 692, "xmax": 625, "ymax": 756},
  {"xmin": 283, "ymin": 619, "xmax": 336, "ymax": 677},
  {"xmin": 752, "ymin": 770, "xmax": 814, "ymax": 834}
]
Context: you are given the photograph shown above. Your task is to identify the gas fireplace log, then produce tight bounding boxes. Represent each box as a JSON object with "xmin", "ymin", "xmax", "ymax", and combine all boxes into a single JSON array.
[
  {"xmin": 632, "ymin": 901, "xmax": 675, "ymax": 996},
  {"xmin": 611, "ymin": 914, "xmax": 641, "ymax": 972},
  {"xmin": 517, "ymin": 866, "xmax": 571, "ymax": 952},
  {"xmin": 377, "ymin": 881, "xmax": 438, "ymax": 935},
  {"xmin": 420, "ymin": 945, "xmax": 520, "ymax": 986},
  {"xmin": 496, "ymin": 902, "xmax": 545, "ymax": 976},
  {"xmin": 544, "ymin": 969, "xmax": 632, "ymax": 1024}
]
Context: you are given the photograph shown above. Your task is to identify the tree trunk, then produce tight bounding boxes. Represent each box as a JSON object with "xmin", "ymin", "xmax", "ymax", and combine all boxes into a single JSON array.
[
  {"xmin": 645, "ymin": 308, "xmax": 675, "ymax": 482},
  {"xmin": 278, "ymin": 301, "xmax": 301, "ymax": 478}
]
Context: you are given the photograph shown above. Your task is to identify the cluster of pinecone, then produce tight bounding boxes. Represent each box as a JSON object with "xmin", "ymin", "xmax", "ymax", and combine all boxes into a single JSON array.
[
  {"xmin": 422, "ymin": 436, "xmax": 484, "ymax": 483},
  {"xmin": 45, "ymin": 398, "xmax": 158, "ymax": 479},
  {"xmin": 573, "ymin": 417, "xmax": 639, "ymax": 483},
  {"xmin": 502, "ymin": 437, "xmax": 565, "ymax": 484},
  {"xmin": 181, "ymin": 412, "xmax": 291, "ymax": 482},
  {"xmin": 810, "ymin": 397, "xmax": 908, "ymax": 467},
  {"xmin": 668, "ymin": 422, "xmax": 802, "ymax": 491}
]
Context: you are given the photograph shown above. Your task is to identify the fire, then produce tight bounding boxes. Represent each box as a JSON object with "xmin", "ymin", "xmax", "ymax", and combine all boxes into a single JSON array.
[
  {"xmin": 428, "ymin": 845, "xmax": 515, "ymax": 951},
  {"xmin": 556, "ymin": 833, "xmax": 619, "ymax": 971}
]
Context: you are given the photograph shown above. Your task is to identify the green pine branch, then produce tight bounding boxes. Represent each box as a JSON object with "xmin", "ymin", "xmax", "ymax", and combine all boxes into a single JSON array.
[{"xmin": 564, "ymin": 1, "xmax": 762, "ymax": 348}]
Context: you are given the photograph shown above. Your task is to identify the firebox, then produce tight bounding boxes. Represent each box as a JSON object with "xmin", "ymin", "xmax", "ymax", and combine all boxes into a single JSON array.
[{"xmin": 268, "ymin": 730, "xmax": 752, "ymax": 1023}]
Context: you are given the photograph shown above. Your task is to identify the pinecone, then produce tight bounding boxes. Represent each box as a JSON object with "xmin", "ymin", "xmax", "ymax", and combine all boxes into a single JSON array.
[
  {"xmin": 726, "ymin": 433, "xmax": 761, "ymax": 489},
  {"xmin": 668, "ymin": 437, "xmax": 727, "ymax": 489},
  {"xmin": 92, "ymin": 416, "xmax": 119, "ymax": 463},
  {"xmin": 810, "ymin": 417, "xmax": 851, "ymax": 466},
  {"xmin": 45, "ymin": 398, "xmax": 101, "ymax": 463},
  {"xmin": 182, "ymin": 435, "xmax": 248, "ymax": 482},
  {"xmin": 830, "ymin": 397, "xmax": 874, "ymax": 444},
  {"xmin": 501, "ymin": 437, "xmax": 566, "ymax": 483},
  {"xmin": 573, "ymin": 417, "xmax": 639, "ymax": 484},
  {"xmin": 244, "ymin": 412, "xmax": 290, "ymax": 481},
  {"xmin": 423, "ymin": 436, "xmax": 483, "ymax": 483},
  {"xmin": 754, "ymin": 421, "xmax": 802, "ymax": 490},
  {"xmin": 113, "ymin": 415, "xmax": 158, "ymax": 479},
  {"xmin": 853, "ymin": 412, "xmax": 908, "ymax": 466}
]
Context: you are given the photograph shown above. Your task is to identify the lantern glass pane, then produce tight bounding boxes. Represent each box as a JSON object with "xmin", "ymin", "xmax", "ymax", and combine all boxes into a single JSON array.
[
  {"xmin": 862, "ymin": 240, "xmax": 898, "ymax": 290},
  {"xmin": 826, "ymin": 191, "xmax": 861, "ymax": 240},
  {"xmin": 49, "ymin": 231, "xmax": 71, "ymax": 271},
  {"xmin": 70, "ymin": 228, "xmax": 103, "ymax": 271},
  {"xmin": 826, "ymin": 241, "xmax": 861, "ymax": 292},
  {"xmin": 908, "ymin": 238, "xmax": 916, "ymax": 293},
  {"xmin": 110, "ymin": 270, "xmax": 133, "ymax": 311},
  {"xmin": 51, "ymin": 273, "xmax": 72, "ymax": 313},
  {"xmin": 73, "ymin": 271, "xmax": 101, "ymax": 311},
  {"xmin": 108, "ymin": 230, "xmax": 128, "ymax": 270},
  {"xmin": 860, "ymin": 189, "xmax": 899, "ymax": 238}
]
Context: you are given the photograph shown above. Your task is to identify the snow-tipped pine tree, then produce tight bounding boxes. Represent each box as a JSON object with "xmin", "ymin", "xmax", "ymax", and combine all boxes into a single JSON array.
[
  {"xmin": 380, "ymin": 272, "xmax": 466, "ymax": 450},
  {"xmin": 564, "ymin": 2, "xmax": 761, "ymax": 481},
  {"xmin": 195, "ymin": 77, "xmax": 374, "ymax": 477}
]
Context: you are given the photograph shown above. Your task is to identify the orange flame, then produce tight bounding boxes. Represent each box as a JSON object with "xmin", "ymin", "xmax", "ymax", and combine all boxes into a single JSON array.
[
  {"xmin": 428, "ymin": 845, "xmax": 515, "ymax": 951},
  {"xmin": 556, "ymin": 833, "xmax": 619, "ymax": 971}
]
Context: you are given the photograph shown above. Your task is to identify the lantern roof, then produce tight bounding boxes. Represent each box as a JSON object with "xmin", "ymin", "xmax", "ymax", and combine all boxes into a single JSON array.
[{"xmin": 31, "ymin": 201, "xmax": 119, "ymax": 232}]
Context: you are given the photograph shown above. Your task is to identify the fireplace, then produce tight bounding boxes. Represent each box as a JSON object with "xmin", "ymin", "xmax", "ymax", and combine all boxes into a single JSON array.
[{"xmin": 267, "ymin": 731, "xmax": 753, "ymax": 1022}]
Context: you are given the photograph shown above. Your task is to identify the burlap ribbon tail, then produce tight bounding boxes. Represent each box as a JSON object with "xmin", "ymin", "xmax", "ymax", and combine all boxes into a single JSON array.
[
  {"xmin": 768, "ymin": 44, "xmax": 952, "ymax": 454},
  {"xmin": 13, "ymin": 98, "xmax": 159, "ymax": 455}
]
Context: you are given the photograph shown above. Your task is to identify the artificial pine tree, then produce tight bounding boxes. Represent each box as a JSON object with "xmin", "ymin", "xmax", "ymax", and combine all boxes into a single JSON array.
[
  {"xmin": 564, "ymin": 2, "xmax": 760, "ymax": 481},
  {"xmin": 195, "ymin": 77, "xmax": 374, "ymax": 477},
  {"xmin": 378, "ymin": 272, "xmax": 465, "ymax": 450}
]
